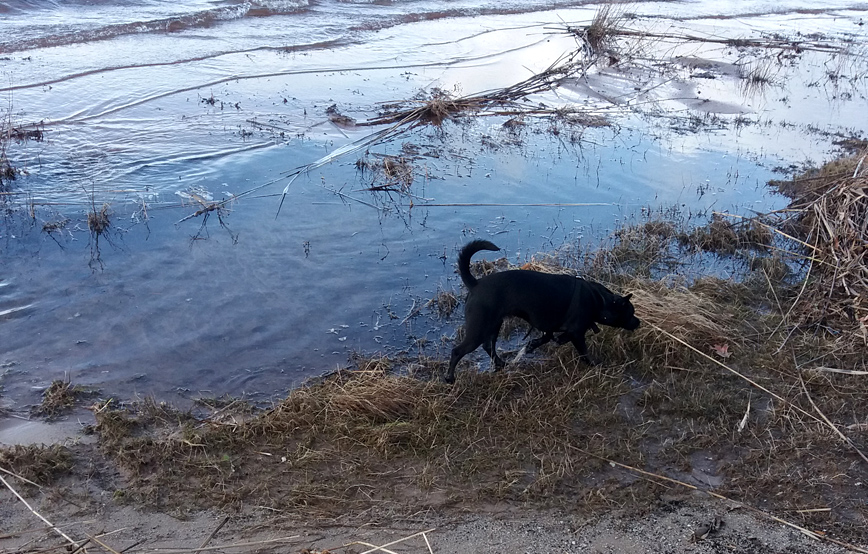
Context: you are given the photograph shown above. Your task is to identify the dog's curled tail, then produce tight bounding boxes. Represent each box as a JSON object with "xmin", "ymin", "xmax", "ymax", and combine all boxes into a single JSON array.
[{"xmin": 457, "ymin": 239, "xmax": 499, "ymax": 289}]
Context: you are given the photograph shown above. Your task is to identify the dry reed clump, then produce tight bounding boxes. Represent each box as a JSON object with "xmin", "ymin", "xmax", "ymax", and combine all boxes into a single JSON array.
[
  {"xmin": 87, "ymin": 202, "xmax": 111, "ymax": 235},
  {"xmin": 325, "ymin": 104, "xmax": 356, "ymax": 127},
  {"xmin": 32, "ymin": 379, "xmax": 93, "ymax": 420},
  {"xmin": 580, "ymin": 3, "xmax": 626, "ymax": 57},
  {"xmin": 468, "ymin": 255, "xmax": 509, "ymax": 278},
  {"xmin": 0, "ymin": 444, "xmax": 73, "ymax": 485},
  {"xmin": 416, "ymin": 90, "xmax": 460, "ymax": 126},
  {"xmin": 356, "ymin": 155, "xmax": 414, "ymax": 191},
  {"xmin": 738, "ymin": 58, "xmax": 779, "ymax": 97},
  {"xmin": 629, "ymin": 281, "xmax": 733, "ymax": 348},
  {"xmin": 584, "ymin": 219, "xmax": 681, "ymax": 278},
  {"xmin": 589, "ymin": 278, "xmax": 740, "ymax": 372},
  {"xmin": 771, "ymin": 148, "xmax": 868, "ymax": 333},
  {"xmin": 519, "ymin": 251, "xmax": 577, "ymax": 275},
  {"xmin": 0, "ymin": 158, "xmax": 14, "ymax": 191},
  {"xmin": 679, "ymin": 214, "xmax": 740, "ymax": 254},
  {"xmin": 427, "ymin": 288, "xmax": 459, "ymax": 318}
]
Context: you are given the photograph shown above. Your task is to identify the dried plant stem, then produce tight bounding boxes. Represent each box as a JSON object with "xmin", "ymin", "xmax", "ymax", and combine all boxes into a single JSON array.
[
  {"xmin": 350, "ymin": 529, "xmax": 436, "ymax": 554},
  {"xmin": 147, "ymin": 536, "xmax": 301, "ymax": 553},
  {"xmin": 0, "ymin": 465, "xmax": 42, "ymax": 488},
  {"xmin": 194, "ymin": 516, "xmax": 229, "ymax": 554},
  {"xmin": 87, "ymin": 533, "xmax": 123, "ymax": 554},
  {"xmin": 649, "ymin": 323, "xmax": 868, "ymax": 466},
  {"xmin": 0, "ymin": 474, "xmax": 81, "ymax": 549},
  {"xmin": 571, "ymin": 446, "xmax": 868, "ymax": 554},
  {"xmin": 798, "ymin": 371, "xmax": 868, "ymax": 465}
]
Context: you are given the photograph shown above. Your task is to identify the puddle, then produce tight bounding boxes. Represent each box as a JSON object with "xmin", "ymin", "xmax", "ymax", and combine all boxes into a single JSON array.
[{"xmin": 0, "ymin": 414, "xmax": 96, "ymax": 447}]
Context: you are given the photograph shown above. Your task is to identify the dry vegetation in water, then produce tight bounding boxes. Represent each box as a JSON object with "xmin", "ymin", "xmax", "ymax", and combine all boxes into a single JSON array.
[{"xmin": 32, "ymin": 379, "xmax": 95, "ymax": 420}]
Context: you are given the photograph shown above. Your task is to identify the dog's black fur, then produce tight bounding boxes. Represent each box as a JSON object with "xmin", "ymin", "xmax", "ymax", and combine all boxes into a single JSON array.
[{"xmin": 445, "ymin": 239, "xmax": 641, "ymax": 383}]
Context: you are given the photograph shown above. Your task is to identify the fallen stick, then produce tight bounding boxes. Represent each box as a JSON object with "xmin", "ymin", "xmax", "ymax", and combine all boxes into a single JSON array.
[
  {"xmin": 0, "ymin": 474, "xmax": 81, "ymax": 549},
  {"xmin": 350, "ymin": 529, "xmax": 437, "ymax": 554},
  {"xmin": 649, "ymin": 323, "xmax": 868, "ymax": 466},
  {"xmin": 194, "ymin": 516, "xmax": 229, "ymax": 554},
  {"xmin": 570, "ymin": 446, "xmax": 868, "ymax": 554}
]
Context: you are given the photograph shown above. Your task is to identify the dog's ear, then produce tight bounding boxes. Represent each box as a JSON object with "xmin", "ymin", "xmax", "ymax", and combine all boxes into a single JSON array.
[{"xmin": 623, "ymin": 293, "xmax": 633, "ymax": 301}]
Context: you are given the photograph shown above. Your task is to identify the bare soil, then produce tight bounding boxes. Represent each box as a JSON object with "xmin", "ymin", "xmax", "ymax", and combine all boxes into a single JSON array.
[{"xmin": 0, "ymin": 422, "xmax": 858, "ymax": 554}]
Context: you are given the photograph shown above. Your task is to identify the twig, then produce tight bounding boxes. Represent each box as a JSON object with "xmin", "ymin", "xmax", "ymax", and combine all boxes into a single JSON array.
[
  {"xmin": 804, "ymin": 367, "xmax": 868, "ymax": 376},
  {"xmin": 0, "ymin": 465, "xmax": 43, "ymax": 488},
  {"xmin": 569, "ymin": 446, "xmax": 868, "ymax": 553},
  {"xmin": 0, "ymin": 474, "xmax": 81, "ymax": 549},
  {"xmin": 798, "ymin": 369, "xmax": 868, "ymax": 465},
  {"xmin": 355, "ymin": 543, "xmax": 398, "ymax": 554},
  {"xmin": 422, "ymin": 531, "xmax": 434, "ymax": 554},
  {"xmin": 194, "ymin": 516, "xmax": 229, "ymax": 554},
  {"xmin": 400, "ymin": 298, "xmax": 421, "ymax": 325},
  {"xmin": 147, "ymin": 536, "xmax": 301, "ymax": 553},
  {"xmin": 348, "ymin": 529, "xmax": 437, "ymax": 554},
  {"xmin": 88, "ymin": 533, "xmax": 123, "ymax": 554}
]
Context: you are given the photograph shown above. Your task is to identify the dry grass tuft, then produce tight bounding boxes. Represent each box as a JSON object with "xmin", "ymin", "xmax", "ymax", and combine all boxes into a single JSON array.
[
  {"xmin": 87, "ymin": 202, "xmax": 111, "ymax": 235},
  {"xmin": 628, "ymin": 280, "xmax": 733, "ymax": 350},
  {"xmin": 0, "ymin": 444, "xmax": 73, "ymax": 485},
  {"xmin": 584, "ymin": 3, "xmax": 625, "ymax": 55},
  {"xmin": 738, "ymin": 58, "xmax": 779, "ymax": 97},
  {"xmin": 427, "ymin": 288, "xmax": 459, "ymax": 319},
  {"xmin": 326, "ymin": 370, "xmax": 421, "ymax": 424},
  {"xmin": 771, "ymin": 148, "xmax": 868, "ymax": 335},
  {"xmin": 33, "ymin": 379, "xmax": 94, "ymax": 420}
]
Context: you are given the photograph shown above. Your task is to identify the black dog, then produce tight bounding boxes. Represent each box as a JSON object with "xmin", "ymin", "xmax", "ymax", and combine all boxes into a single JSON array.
[{"xmin": 445, "ymin": 239, "xmax": 640, "ymax": 383}]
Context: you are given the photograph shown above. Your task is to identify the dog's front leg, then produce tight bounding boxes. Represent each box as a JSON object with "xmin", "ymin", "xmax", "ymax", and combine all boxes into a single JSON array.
[{"xmin": 570, "ymin": 333, "xmax": 599, "ymax": 366}]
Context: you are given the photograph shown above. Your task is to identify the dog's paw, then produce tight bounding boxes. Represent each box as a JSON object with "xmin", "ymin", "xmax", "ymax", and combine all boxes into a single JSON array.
[{"xmin": 443, "ymin": 374, "xmax": 456, "ymax": 385}]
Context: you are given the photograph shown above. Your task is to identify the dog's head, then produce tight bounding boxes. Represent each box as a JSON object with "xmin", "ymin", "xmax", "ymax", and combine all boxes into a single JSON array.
[{"xmin": 597, "ymin": 292, "xmax": 641, "ymax": 331}]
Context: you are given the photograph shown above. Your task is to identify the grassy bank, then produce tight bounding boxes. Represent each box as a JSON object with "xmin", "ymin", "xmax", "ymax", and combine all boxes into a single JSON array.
[{"xmin": 3, "ymin": 149, "xmax": 868, "ymax": 547}]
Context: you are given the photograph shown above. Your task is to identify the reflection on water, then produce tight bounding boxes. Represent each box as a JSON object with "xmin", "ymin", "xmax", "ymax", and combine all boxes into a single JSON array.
[
  {"xmin": 1, "ymin": 0, "xmax": 866, "ymax": 408},
  {"xmin": 0, "ymin": 124, "xmax": 786, "ymax": 407}
]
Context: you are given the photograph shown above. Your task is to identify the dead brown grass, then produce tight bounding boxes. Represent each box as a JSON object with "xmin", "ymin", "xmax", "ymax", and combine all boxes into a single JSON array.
[
  {"xmin": 0, "ymin": 444, "xmax": 73, "ymax": 485},
  {"xmin": 770, "ymin": 148, "xmax": 868, "ymax": 335},
  {"xmin": 584, "ymin": 3, "xmax": 625, "ymax": 55},
  {"xmin": 32, "ymin": 379, "xmax": 94, "ymax": 420},
  {"xmin": 427, "ymin": 288, "xmax": 459, "ymax": 319},
  {"xmin": 87, "ymin": 202, "xmax": 111, "ymax": 236},
  {"xmin": 34, "ymin": 151, "xmax": 864, "ymax": 543}
]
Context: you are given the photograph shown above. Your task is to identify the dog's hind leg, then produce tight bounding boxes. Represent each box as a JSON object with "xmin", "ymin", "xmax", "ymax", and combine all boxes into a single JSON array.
[
  {"xmin": 446, "ymin": 310, "xmax": 494, "ymax": 383},
  {"xmin": 447, "ymin": 336, "xmax": 483, "ymax": 384},
  {"xmin": 527, "ymin": 332, "xmax": 555, "ymax": 353},
  {"xmin": 482, "ymin": 320, "xmax": 505, "ymax": 371}
]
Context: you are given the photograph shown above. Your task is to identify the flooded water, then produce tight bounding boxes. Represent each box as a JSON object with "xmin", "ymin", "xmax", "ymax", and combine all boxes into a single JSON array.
[{"xmin": 1, "ymin": 0, "xmax": 866, "ymax": 409}]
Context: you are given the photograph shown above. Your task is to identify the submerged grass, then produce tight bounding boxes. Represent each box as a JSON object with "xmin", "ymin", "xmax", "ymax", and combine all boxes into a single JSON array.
[{"xmin": 33, "ymin": 379, "xmax": 95, "ymax": 420}]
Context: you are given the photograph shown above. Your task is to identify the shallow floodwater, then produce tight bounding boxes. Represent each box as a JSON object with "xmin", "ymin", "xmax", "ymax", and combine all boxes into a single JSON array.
[{"xmin": 1, "ymin": 0, "xmax": 866, "ymax": 409}]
